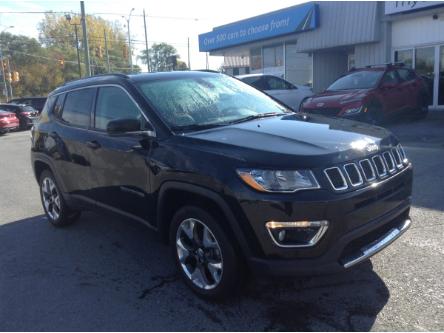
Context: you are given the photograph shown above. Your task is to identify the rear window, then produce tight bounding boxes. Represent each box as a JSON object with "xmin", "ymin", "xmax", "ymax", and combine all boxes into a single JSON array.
[{"xmin": 61, "ymin": 88, "xmax": 95, "ymax": 127}]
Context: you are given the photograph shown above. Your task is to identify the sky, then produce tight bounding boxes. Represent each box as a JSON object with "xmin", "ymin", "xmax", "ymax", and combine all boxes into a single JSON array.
[{"xmin": 0, "ymin": 0, "xmax": 303, "ymax": 71}]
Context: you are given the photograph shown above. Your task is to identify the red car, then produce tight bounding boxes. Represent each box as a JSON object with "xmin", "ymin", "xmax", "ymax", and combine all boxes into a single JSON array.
[
  {"xmin": 301, "ymin": 64, "xmax": 429, "ymax": 124},
  {"xmin": 0, "ymin": 110, "xmax": 20, "ymax": 135}
]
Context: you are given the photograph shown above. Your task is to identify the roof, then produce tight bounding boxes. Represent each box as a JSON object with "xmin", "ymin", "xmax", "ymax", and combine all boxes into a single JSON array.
[{"xmin": 51, "ymin": 71, "xmax": 223, "ymax": 96}]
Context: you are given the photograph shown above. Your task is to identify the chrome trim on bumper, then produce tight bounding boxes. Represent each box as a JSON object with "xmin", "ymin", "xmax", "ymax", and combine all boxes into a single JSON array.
[{"xmin": 342, "ymin": 218, "xmax": 411, "ymax": 269}]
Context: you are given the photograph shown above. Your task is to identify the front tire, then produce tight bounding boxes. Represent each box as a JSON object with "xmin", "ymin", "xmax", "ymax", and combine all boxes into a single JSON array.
[
  {"xmin": 169, "ymin": 206, "xmax": 241, "ymax": 300},
  {"xmin": 39, "ymin": 170, "xmax": 81, "ymax": 227},
  {"xmin": 363, "ymin": 103, "xmax": 384, "ymax": 125}
]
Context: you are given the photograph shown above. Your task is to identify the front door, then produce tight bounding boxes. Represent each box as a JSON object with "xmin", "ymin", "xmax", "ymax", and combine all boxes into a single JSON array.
[{"xmin": 87, "ymin": 85, "xmax": 153, "ymax": 222}]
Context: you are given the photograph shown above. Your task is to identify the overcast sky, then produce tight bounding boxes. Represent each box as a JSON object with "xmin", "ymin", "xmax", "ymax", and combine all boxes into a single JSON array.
[{"xmin": 0, "ymin": 0, "xmax": 303, "ymax": 71}]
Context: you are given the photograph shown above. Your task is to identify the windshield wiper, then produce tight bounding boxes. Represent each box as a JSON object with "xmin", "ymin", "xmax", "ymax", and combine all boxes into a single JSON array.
[
  {"xmin": 227, "ymin": 112, "xmax": 284, "ymax": 125},
  {"xmin": 171, "ymin": 123, "xmax": 226, "ymax": 132}
]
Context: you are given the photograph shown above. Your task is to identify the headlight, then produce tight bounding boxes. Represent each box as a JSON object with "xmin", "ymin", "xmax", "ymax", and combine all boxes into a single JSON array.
[
  {"xmin": 237, "ymin": 169, "xmax": 320, "ymax": 193},
  {"xmin": 343, "ymin": 106, "xmax": 363, "ymax": 115}
]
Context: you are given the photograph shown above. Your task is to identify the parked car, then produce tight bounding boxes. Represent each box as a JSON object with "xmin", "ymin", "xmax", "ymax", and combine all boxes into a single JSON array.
[
  {"xmin": 301, "ymin": 64, "xmax": 429, "ymax": 124},
  {"xmin": 237, "ymin": 74, "xmax": 313, "ymax": 111},
  {"xmin": 9, "ymin": 97, "xmax": 47, "ymax": 112},
  {"xmin": 0, "ymin": 110, "xmax": 20, "ymax": 135},
  {"xmin": 31, "ymin": 72, "xmax": 412, "ymax": 299},
  {"xmin": 0, "ymin": 104, "xmax": 40, "ymax": 130}
]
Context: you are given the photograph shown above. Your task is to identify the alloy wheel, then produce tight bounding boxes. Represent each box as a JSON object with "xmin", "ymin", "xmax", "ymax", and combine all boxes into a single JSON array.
[
  {"xmin": 41, "ymin": 177, "xmax": 61, "ymax": 221},
  {"xmin": 175, "ymin": 218, "xmax": 223, "ymax": 290}
]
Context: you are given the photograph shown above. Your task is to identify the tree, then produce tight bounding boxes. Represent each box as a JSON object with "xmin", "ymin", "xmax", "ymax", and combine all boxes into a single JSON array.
[
  {"xmin": 38, "ymin": 13, "xmax": 140, "ymax": 75},
  {"xmin": 139, "ymin": 42, "xmax": 188, "ymax": 72}
]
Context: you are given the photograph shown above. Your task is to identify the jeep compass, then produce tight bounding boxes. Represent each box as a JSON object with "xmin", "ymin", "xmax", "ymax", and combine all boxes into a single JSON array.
[{"xmin": 31, "ymin": 71, "xmax": 412, "ymax": 299}]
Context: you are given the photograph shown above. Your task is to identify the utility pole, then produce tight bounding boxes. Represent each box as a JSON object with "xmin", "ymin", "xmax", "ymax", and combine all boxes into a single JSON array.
[
  {"xmin": 6, "ymin": 57, "xmax": 12, "ymax": 99},
  {"xmin": 206, "ymin": 52, "xmax": 209, "ymax": 70},
  {"xmin": 0, "ymin": 48, "xmax": 8, "ymax": 101},
  {"xmin": 104, "ymin": 29, "xmax": 110, "ymax": 73},
  {"xmin": 80, "ymin": 1, "xmax": 91, "ymax": 76},
  {"xmin": 187, "ymin": 37, "xmax": 190, "ymax": 70},
  {"xmin": 143, "ymin": 9, "xmax": 150, "ymax": 72}
]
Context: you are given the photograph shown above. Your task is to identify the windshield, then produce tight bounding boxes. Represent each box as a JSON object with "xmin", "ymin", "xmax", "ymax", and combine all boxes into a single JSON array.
[
  {"xmin": 327, "ymin": 71, "xmax": 384, "ymax": 91},
  {"xmin": 137, "ymin": 74, "xmax": 289, "ymax": 130}
]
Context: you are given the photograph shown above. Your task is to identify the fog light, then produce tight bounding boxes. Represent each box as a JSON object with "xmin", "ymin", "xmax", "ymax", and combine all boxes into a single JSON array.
[{"xmin": 265, "ymin": 220, "xmax": 329, "ymax": 248}]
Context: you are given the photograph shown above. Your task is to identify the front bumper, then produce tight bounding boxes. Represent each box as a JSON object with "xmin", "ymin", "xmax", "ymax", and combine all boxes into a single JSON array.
[
  {"xmin": 247, "ymin": 204, "xmax": 410, "ymax": 276},
  {"xmin": 236, "ymin": 164, "xmax": 413, "ymax": 275}
]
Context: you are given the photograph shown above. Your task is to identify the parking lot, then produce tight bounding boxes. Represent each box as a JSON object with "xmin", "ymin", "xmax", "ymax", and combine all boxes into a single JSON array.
[{"xmin": 0, "ymin": 115, "xmax": 443, "ymax": 331}]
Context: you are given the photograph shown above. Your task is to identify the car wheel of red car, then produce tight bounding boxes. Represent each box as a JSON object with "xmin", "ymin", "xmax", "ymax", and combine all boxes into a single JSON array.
[{"xmin": 364, "ymin": 103, "xmax": 384, "ymax": 125}]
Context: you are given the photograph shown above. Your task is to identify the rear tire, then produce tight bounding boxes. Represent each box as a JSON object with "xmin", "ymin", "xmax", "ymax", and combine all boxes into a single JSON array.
[
  {"xmin": 39, "ymin": 170, "xmax": 81, "ymax": 227},
  {"xmin": 169, "ymin": 205, "xmax": 242, "ymax": 300}
]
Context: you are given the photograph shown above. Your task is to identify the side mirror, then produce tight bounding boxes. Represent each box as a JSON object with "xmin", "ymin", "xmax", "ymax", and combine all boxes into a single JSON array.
[{"xmin": 106, "ymin": 118, "xmax": 142, "ymax": 134}]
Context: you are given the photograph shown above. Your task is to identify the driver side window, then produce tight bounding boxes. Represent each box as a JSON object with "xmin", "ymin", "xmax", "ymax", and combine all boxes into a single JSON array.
[
  {"xmin": 264, "ymin": 76, "xmax": 294, "ymax": 90},
  {"xmin": 94, "ymin": 86, "xmax": 146, "ymax": 131},
  {"xmin": 381, "ymin": 71, "xmax": 399, "ymax": 85}
]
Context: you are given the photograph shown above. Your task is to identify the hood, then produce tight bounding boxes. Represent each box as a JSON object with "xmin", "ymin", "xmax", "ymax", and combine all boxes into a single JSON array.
[
  {"xmin": 183, "ymin": 114, "xmax": 396, "ymax": 167},
  {"xmin": 304, "ymin": 89, "xmax": 370, "ymax": 108}
]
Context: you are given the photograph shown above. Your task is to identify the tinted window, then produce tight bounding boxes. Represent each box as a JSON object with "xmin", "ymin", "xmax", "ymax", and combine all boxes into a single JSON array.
[
  {"xmin": 42, "ymin": 96, "xmax": 56, "ymax": 114},
  {"xmin": 381, "ymin": 71, "xmax": 399, "ymax": 85},
  {"xmin": 242, "ymin": 77, "xmax": 267, "ymax": 91},
  {"xmin": 94, "ymin": 86, "xmax": 144, "ymax": 130},
  {"xmin": 264, "ymin": 76, "xmax": 294, "ymax": 90},
  {"xmin": 397, "ymin": 69, "xmax": 416, "ymax": 82},
  {"xmin": 328, "ymin": 71, "xmax": 384, "ymax": 90},
  {"xmin": 137, "ymin": 74, "xmax": 288, "ymax": 130},
  {"xmin": 61, "ymin": 89, "xmax": 95, "ymax": 127},
  {"xmin": 54, "ymin": 94, "xmax": 65, "ymax": 117}
]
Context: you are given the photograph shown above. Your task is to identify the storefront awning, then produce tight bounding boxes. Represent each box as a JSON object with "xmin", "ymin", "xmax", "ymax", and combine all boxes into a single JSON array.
[{"xmin": 198, "ymin": 2, "xmax": 318, "ymax": 52}]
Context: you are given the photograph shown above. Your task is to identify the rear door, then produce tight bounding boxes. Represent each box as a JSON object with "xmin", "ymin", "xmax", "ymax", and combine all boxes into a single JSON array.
[
  {"xmin": 379, "ymin": 70, "xmax": 404, "ymax": 115},
  {"xmin": 87, "ymin": 85, "xmax": 153, "ymax": 222},
  {"xmin": 52, "ymin": 88, "xmax": 98, "ymax": 199}
]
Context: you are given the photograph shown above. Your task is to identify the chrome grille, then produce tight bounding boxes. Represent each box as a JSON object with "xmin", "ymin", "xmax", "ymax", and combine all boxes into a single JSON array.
[
  {"xmin": 324, "ymin": 167, "xmax": 348, "ymax": 190},
  {"xmin": 344, "ymin": 163, "xmax": 363, "ymax": 187},
  {"xmin": 359, "ymin": 159, "xmax": 376, "ymax": 181},
  {"xmin": 372, "ymin": 155, "xmax": 387, "ymax": 177},
  {"xmin": 324, "ymin": 145, "xmax": 408, "ymax": 192},
  {"xmin": 383, "ymin": 151, "xmax": 396, "ymax": 173}
]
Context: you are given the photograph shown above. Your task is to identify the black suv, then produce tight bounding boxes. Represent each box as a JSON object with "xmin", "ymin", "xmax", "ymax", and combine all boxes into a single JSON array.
[{"xmin": 31, "ymin": 72, "xmax": 412, "ymax": 299}]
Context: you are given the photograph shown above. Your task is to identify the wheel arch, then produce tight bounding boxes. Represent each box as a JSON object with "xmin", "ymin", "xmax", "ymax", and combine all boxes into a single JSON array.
[{"xmin": 156, "ymin": 181, "xmax": 252, "ymax": 258}]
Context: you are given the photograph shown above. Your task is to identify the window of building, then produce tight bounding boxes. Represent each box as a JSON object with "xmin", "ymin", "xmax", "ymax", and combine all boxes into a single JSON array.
[
  {"xmin": 348, "ymin": 52, "xmax": 355, "ymax": 70},
  {"xmin": 94, "ymin": 86, "xmax": 144, "ymax": 131},
  {"xmin": 394, "ymin": 49, "xmax": 413, "ymax": 68},
  {"xmin": 285, "ymin": 43, "xmax": 312, "ymax": 87},
  {"xmin": 250, "ymin": 48, "xmax": 262, "ymax": 71},
  {"xmin": 61, "ymin": 89, "xmax": 95, "ymax": 127},
  {"xmin": 263, "ymin": 45, "xmax": 284, "ymax": 68}
]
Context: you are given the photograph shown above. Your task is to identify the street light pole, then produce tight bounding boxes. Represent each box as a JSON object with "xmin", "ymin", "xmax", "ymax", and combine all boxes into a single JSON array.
[{"xmin": 123, "ymin": 8, "xmax": 135, "ymax": 72}]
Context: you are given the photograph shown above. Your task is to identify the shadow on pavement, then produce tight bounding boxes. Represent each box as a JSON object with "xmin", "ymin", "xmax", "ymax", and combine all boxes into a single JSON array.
[{"xmin": 0, "ymin": 212, "xmax": 389, "ymax": 331}]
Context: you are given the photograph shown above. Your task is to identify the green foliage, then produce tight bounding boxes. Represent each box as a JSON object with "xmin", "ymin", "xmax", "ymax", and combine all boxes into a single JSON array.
[
  {"xmin": 1, "ymin": 14, "xmax": 143, "ymax": 99},
  {"xmin": 139, "ymin": 42, "xmax": 188, "ymax": 72}
]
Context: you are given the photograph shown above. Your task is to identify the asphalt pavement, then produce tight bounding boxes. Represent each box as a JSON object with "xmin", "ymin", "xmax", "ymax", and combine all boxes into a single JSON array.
[{"xmin": 0, "ymin": 114, "xmax": 443, "ymax": 331}]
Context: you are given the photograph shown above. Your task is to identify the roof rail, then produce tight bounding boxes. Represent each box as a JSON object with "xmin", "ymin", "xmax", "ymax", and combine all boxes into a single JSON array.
[
  {"xmin": 63, "ymin": 73, "xmax": 130, "ymax": 86},
  {"xmin": 364, "ymin": 62, "xmax": 405, "ymax": 69}
]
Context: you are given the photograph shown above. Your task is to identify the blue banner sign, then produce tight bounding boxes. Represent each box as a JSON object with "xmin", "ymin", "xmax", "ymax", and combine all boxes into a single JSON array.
[{"xmin": 199, "ymin": 3, "xmax": 318, "ymax": 52}]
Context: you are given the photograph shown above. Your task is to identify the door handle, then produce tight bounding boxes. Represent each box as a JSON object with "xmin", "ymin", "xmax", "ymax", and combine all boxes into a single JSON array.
[{"xmin": 86, "ymin": 140, "xmax": 101, "ymax": 150}]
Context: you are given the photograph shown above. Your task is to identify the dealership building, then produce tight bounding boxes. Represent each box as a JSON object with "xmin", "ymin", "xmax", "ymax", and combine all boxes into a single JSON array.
[{"xmin": 199, "ymin": 1, "xmax": 444, "ymax": 108}]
